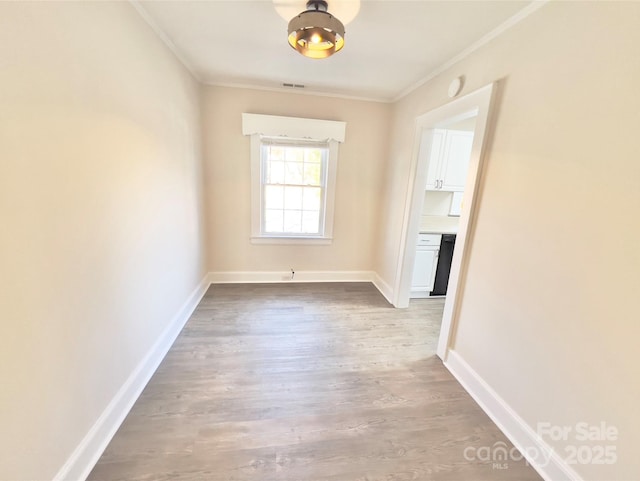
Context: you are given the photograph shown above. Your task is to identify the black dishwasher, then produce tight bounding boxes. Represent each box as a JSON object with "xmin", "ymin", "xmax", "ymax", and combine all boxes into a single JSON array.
[{"xmin": 430, "ymin": 234, "xmax": 456, "ymax": 296}]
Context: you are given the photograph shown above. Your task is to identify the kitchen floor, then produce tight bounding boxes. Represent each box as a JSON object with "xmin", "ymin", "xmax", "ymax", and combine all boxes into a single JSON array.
[{"xmin": 88, "ymin": 283, "xmax": 540, "ymax": 481}]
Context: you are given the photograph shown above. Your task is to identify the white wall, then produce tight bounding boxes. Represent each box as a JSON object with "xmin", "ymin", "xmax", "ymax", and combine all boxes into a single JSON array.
[
  {"xmin": 0, "ymin": 3, "xmax": 206, "ymax": 479},
  {"xmin": 422, "ymin": 191, "xmax": 454, "ymax": 217},
  {"xmin": 376, "ymin": 2, "xmax": 640, "ymax": 479},
  {"xmin": 201, "ymin": 86, "xmax": 390, "ymax": 275}
]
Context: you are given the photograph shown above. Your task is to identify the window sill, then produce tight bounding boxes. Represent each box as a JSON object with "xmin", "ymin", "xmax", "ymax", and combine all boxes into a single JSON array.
[{"xmin": 251, "ymin": 236, "xmax": 333, "ymax": 245}]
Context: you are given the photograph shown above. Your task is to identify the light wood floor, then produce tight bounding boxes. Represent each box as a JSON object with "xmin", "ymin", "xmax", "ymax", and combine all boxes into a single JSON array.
[{"xmin": 88, "ymin": 283, "xmax": 540, "ymax": 481}]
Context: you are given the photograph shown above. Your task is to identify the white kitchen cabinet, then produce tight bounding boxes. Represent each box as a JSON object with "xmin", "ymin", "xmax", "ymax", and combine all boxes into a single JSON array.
[
  {"xmin": 425, "ymin": 129, "xmax": 445, "ymax": 191},
  {"xmin": 425, "ymin": 129, "xmax": 474, "ymax": 192},
  {"xmin": 410, "ymin": 234, "xmax": 441, "ymax": 298}
]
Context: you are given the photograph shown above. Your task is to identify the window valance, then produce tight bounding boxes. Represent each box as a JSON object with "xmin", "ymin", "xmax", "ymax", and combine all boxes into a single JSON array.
[{"xmin": 242, "ymin": 113, "xmax": 346, "ymax": 143}]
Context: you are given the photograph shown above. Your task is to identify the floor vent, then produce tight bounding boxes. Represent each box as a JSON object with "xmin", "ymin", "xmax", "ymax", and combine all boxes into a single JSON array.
[{"xmin": 282, "ymin": 83, "xmax": 305, "ymax": 89}]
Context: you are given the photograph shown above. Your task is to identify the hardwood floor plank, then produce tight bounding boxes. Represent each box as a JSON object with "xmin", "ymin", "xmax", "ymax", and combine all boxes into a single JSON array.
[{"xmin": 88, "ymin": 283, "xmax": 540, "ymax": 481}]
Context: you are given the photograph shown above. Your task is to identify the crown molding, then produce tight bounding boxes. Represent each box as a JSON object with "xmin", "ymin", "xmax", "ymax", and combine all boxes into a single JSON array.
[
  {"xmin": 392, "ymin": 0, "xmax": 550, "ymax": 103},
  {"xmin": 128, "ymin": 0, "xmax": 202, "ymax": 83}
]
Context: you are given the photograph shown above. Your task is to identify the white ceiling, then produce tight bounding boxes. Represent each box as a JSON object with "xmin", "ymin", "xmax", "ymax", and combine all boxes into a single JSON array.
[{"xmin": 136, "ymin": 0, "xmax": 532, "ymax": 102}]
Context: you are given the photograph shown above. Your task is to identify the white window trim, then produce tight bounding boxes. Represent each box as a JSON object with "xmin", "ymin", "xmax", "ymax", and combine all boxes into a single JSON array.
[{"xmin": 243, "ymin": 113, "xmax": 345, "ymax": 245}]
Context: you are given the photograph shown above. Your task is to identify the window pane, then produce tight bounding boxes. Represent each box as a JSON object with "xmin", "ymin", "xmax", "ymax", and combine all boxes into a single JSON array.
[
  {"xmin": 269, "ymin": 146, "xmax": 284, "ymax": 160},
  {"xmin": 286, "ymin": 147, "xmax": 304, "ymax": 162},
  {"xmin": 302, "ymin": 187, "xmax": 321, "ymax": 211},
  {"xmin": 305, "ymin": 148, "xmax": 322, "ymax": 163},
  {"xmin": 302, "ymin": 211, "xmax": 320, "ymax": 234},
  {"xmin": 284, "ymin": 210, "xmax": 302, "ymax": 233},
  {"xmin": 303, "ymin": 163, "xmax": 321, "ymax": 185},
  {"xmin": 264, "ymin": 185, "xmax": 284, "ymax": 209},
  {"xmin": 264, "ymin": 209, "xmax": 284, "ymax": 233},
  {"xmin": 284, "ymin": 161, "xmax": 303, "ymax": 184},
  {"xmin": 283, "ymin": 186, "xmax": 302, "ymax": 210},
  {"xmin": 267, "ymin": 161, "xmax": 284, "ymax": 184}
]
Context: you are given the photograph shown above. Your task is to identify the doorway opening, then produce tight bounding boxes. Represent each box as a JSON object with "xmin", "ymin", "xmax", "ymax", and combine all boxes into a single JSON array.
[{"xmin": 393, "ymin": 83, "xmax": 496, "ymax": 361}]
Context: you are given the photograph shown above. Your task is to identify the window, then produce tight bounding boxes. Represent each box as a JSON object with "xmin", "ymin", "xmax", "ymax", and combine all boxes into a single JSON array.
[
  {"xmin": 261, "ymin": 138, "xmax": 328, "ymax": 236},
  {"xmin": 242, "ymin": 113, "xmax": 346, "ymax": 244}
]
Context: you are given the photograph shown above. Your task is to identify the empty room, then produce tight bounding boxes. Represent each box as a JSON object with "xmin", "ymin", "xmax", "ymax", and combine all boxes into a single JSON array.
[{"xmin": 1, "ymin": 1, "xmax": 638, "ymax": 480}]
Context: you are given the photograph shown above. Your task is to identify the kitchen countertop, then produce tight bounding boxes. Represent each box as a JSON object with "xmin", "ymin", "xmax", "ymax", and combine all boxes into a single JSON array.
[{"xmin": 419, "ymin": 215, "xmax": 459, "ymax": 235}]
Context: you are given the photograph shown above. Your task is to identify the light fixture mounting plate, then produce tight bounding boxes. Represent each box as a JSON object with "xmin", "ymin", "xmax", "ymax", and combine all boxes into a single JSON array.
[{"xmin": 273, "ymin": 0, "xmax": 360, "ymax": 26}]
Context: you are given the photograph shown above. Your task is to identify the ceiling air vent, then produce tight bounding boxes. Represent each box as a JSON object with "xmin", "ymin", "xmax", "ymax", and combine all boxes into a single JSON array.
[{"xmin": 282, "ymin": 83, "xmax": 305, "ymax": 89}]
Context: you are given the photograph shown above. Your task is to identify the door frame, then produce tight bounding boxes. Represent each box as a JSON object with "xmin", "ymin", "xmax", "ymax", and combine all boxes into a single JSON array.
[{"xmin": 393, "ymin": 82, "xmax": 497, "ymax": 360}]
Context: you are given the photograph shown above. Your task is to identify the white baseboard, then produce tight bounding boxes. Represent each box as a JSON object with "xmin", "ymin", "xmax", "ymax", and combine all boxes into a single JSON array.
[
  {"xmin": 209, "ymin": 270, "xmax": 395, "ymax": 306},
  {"xmin": 208, "ymin": 270, "xmax": 376, "ymax": 284},
  {"xmin": 53, "ymin": 275, "xmax": 211, "ymax": 481},
  {"xmin": 444, "ymin": 350, "xmax": 583, "ymax": 481},
  {"xmin": 372, "ymin": 273, "xmax": 394, "ymax": 305}
]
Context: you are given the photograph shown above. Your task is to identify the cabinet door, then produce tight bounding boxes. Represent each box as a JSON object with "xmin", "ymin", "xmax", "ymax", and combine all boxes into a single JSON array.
[
  {"xmin": 425, "ymin": 129, "xmax": 445, "ymax": 191},
  {"xmin": 411, "ymin": 248, "xmax": 438, "ymax": 291},
  {"xmin": 440, "ymin": 130, "xmax": 474, "ymax": 191}
]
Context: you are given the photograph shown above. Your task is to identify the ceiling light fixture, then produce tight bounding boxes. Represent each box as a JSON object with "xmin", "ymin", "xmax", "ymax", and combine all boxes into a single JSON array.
[{"xmin": 288, "ymin": 0, "xmax": 345, "ymax": 59}]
